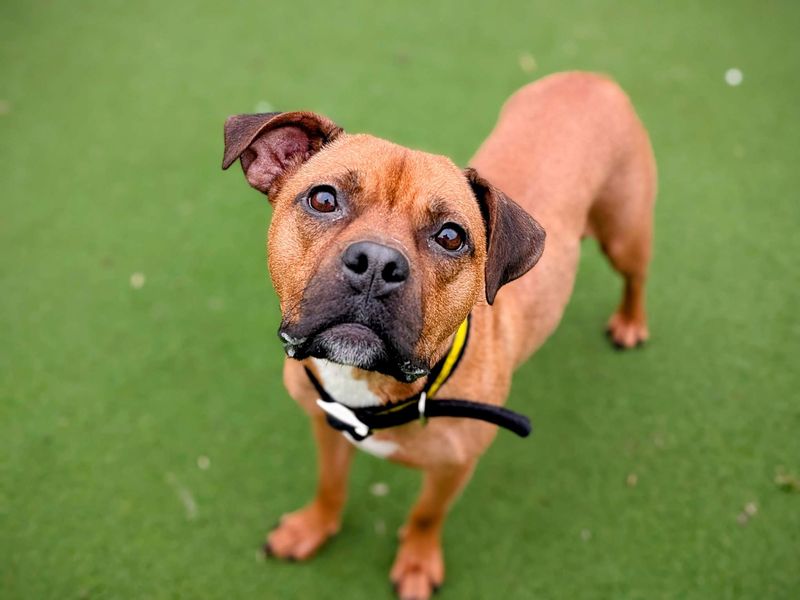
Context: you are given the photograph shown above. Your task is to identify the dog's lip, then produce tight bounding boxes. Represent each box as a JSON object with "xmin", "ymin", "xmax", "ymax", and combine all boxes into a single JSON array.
[
  {"xmin": 279, "ymin": 331, "xmax": 307, "ymax": 345},
  {"xmin": 278, "ymin": 322, "xmax": 429, "ymax": 381},
  {"xmin": 323, "ymin": 322, "xmax": 381, "ymax": 338},
  {"xmin": 288, "ymin": 322, "xmax": 384, "ymax": 344},
  {"xmin": 315, "ymin": 322, "xmax": 387, "ymax": 350},
  {"xmin": 278, "ymin": 322, "xmax": 383, "ymax": 355},
  {"xmin": 278, "ymin": 330, "xmax": 306, "ymax": 357}
]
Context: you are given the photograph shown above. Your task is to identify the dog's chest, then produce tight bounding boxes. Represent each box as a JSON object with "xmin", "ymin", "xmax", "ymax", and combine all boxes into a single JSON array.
[{"xmin": 311, "ymin": 359, "xmax": 399, "ymax": 459}]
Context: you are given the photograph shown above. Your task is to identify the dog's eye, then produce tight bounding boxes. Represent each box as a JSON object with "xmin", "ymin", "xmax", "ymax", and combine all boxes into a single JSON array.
[
  {"xmin": 307, "ymin": 186, "xmax": 338, "ymax": 213},
  {"xmin": 434, "ymin": 224, "xmax": 466, "ymax": 252}
]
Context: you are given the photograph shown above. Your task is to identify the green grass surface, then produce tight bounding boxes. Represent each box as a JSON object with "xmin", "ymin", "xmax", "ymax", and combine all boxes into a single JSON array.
[{"xmin": 2, "ymin": 1, "xmax": 799, "ymax": 598}]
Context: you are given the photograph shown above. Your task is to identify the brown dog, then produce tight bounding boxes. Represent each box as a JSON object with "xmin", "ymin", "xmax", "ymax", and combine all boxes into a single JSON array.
[{"xmin": 222, "ymin": 71, "xmax": 655, "ymax": 599}]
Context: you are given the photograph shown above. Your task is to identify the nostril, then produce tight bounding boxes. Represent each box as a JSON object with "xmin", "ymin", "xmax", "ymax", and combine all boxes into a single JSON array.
[
  {"xmin": 382, "ymin": 261, "xmax": 407, "ymax": 283},
  {"xmin": 352, "ymin": 253, "xmax": 369, "ymax": 275},
  {"xmin": 344, "ymin": 251, "xmax": 369, "ymax": 275}
]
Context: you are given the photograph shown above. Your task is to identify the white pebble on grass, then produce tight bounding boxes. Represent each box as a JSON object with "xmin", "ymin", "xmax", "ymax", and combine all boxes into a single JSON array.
[
  {"xmin": 736, "ymin": 501, "xmax": 758, "ymax": 526},
  {"xmin": 725, "ymin": 68, "xmax": 743, "ymax": 86},
  {"xmin": 129, "ymin": 272, "xmax": 146, "ymax": 289},
  {"xmin": 165, "ymin": 473, "xmax": 198, "ymax": 520},
  {"xmin": 518, "ymin": 52, "xmax": 537, "ymax": 74},
  {"xmin": 370, "ymin": 482, "xmax": 390, "ymax": 497},
  {"xmin": 374, "ymin": 519, "xmax": 387, "ymax": 535},
  {"xmin": 255, "ymin": 100, "xmax": 275, "ymax": 113}
]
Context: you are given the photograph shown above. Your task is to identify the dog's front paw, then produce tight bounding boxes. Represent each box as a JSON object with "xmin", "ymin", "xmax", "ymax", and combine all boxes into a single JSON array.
[
  {"xmin": 606, "ymin": 310, "xmax": 649, "ymax": 349},
  {"xmin": 264, "ymin": 503, "xmax": 340, "ymax": 561},
  {"xmin": 390, "ymin": 532, "xmax": 444, "ymax": 600}
]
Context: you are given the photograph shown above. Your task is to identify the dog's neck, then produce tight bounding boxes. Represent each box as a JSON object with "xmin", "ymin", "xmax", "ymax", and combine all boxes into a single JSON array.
[
  {"xmin": 309, "ymin": 359, "xmax": 427, "ymax": 408},
  {"xmin": 308, "ymin": 327, "xmax": 462, "ymax": 408}
]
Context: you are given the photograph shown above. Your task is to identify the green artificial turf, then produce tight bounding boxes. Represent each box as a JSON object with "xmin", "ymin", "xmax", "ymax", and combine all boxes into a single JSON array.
[{"xmin": 2, "ymin": 1, "xmax": 799, "ymax": 598}]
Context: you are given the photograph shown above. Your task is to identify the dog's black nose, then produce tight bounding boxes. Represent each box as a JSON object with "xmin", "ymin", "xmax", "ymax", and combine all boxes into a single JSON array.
[{"xmin": 342, "ymin": 241, "xmax": 409, "ymax": 296}]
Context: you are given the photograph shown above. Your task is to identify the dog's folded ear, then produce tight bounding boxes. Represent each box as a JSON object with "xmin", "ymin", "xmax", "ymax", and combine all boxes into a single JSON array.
[
  {"xmin": 465, "ymin": 168, "xmax": 546, "ymax": 305},
  {"xmin": 222, "ymin": 111, "xmax": 343, "ymax": 198}
]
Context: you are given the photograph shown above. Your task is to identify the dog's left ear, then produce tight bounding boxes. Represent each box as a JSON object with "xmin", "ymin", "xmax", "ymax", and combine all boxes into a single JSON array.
[
  {"xmin": 465, "ymin": 168, "xmax": 546, "ymax": 305},
  {"xmin": 222, "ymin": 111, "xmax": 343, "ymax": 198}
]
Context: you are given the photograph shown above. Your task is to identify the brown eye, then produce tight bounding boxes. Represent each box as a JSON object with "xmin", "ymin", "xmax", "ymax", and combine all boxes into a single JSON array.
[
  {"xmin": 307, "ymin": 186, "xmax": 338, "ymax": 213},
  {"xmin": 434, "ymin": 224, "xmax": 466, "ymax": 252}
]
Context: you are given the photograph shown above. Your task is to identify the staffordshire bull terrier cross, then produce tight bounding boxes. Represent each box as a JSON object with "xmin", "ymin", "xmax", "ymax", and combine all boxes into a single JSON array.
[{"xmin": 222, "ymin": 71, "xmax": 656, "ymax": 599}]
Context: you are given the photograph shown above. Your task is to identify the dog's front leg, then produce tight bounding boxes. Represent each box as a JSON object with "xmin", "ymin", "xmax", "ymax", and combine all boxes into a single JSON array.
[
  {"xmin": 391, "ymin": 460, "xmax": 476, "ymax": 600},
  {"xmin": 265, "ymin": 414, "xmax": 354, "ymax": 560}
]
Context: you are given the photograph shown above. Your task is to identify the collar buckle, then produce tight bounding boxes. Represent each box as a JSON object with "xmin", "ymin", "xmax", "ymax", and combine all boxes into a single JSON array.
[
  {"xmin": 417, "ymin": 391, "xmax": 428, "ymax": 426},
  {"xmin": 315, "ymin": 398, "xmax": 370, "ymax": 438}
]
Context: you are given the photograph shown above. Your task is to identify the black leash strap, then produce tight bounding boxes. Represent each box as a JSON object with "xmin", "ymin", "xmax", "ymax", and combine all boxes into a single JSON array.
[{"xmin": 305, "ymin": 367, "xmax": 532, "ymax": 440}]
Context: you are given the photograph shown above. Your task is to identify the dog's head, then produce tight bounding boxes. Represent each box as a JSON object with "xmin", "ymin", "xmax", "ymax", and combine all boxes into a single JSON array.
[{"xmin": 222, "ymin": 111, "xmax": 545, "ymax": 381}]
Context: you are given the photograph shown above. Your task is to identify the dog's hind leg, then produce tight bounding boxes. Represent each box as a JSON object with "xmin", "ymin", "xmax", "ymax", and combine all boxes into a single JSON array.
[{"xmin": 589, "ymin": 130, "xmax": 656, "ymax": 349}]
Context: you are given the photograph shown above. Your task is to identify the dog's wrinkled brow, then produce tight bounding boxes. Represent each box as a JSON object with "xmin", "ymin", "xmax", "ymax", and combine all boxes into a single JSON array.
[
  {"xmin": 425, "ymin": 197, "xmax": 467, "ymax": 226},
  {"xmin": 333, "ymin": 168, "xmax": 361, "ymax": 195}
]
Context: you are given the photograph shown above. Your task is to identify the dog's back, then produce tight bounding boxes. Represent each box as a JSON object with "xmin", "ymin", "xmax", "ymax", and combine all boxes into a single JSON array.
[{"xmin": 471, "ymin": 71, "xmax": 656, "ymax": 360}]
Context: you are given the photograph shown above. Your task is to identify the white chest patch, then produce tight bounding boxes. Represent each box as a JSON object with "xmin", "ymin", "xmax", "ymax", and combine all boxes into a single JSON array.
[
  {"xmin": 311, "ymin": 359, "xmax": 399, "ymax": 459},
  {"xmin": 311, "ymin": 358, "xmax": 382, "ymax": 408}
]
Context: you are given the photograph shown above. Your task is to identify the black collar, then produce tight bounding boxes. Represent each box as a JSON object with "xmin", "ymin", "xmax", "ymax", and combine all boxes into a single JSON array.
[{"xmin": 305, "ymin": 316, "xmax": 532, "ymax": 441}]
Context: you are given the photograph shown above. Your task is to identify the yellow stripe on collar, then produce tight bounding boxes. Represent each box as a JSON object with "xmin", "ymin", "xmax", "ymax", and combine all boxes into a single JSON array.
[{"xmin": 426, "ymin": 317, "xmax": 470, "ymax": 398}]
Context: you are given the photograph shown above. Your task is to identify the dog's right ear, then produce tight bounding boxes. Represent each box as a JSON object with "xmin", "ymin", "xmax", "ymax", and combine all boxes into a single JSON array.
[
  {"xmin": 222, "ymin": 111, "xmax": 343, "ymax": 199},
  {"xmin": 465, "ymin": 168, "xmax": 546, "ymax": 305}
]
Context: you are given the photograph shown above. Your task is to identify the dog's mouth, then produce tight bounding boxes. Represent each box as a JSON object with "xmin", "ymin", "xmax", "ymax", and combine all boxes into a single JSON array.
[
  {"xmin": 312, "ymin": 323, "xmax": 387, "ymax": 368},
  {"xmin": 279, "ymin": 322, "xmax": 428, "ymax": 382}
]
